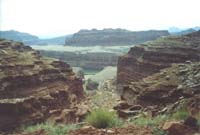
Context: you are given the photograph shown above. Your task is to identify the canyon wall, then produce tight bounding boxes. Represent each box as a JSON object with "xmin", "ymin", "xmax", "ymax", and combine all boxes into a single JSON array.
[
  {"xmin": 117, "ymin": 31, "xmax": 200, "ymax": 92},
  {"xmin": 0, "ymin": 39, "xmax": 84, "ymax": 131},
  {"xmin": 116, "ymin": 31, "xmax": 200, "ymax": 116}
]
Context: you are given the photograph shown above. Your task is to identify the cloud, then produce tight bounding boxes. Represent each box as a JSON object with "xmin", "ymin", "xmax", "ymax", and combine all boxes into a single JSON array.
[{"xmin": 0, "ymin": 0, "xmax": 199, "ymax": 37}]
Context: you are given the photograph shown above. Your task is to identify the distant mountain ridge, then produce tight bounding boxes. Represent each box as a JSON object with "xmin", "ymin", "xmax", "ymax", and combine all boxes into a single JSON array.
[
  {"xmin": 168, "ymin": 26, "xmax": 200, "ymax": 35},
  {"xmin": 0, "ymin": 30, "xmax": 70, "ymax": 45},
  {"xmin": 65, "ymin": 28, "xmax": 170, "ymax": 46},
  {"xmin": 0, "ymin": 30, "xmax": 39, "ymax": 44},
  {"xmin": 1, "ymin": 27, "xmax": 199, "ymax": 46}
]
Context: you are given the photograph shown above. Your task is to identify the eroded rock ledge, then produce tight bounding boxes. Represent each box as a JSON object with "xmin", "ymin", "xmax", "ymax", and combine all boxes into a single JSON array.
[
  {"xmin": 116, "ymin": 31, "xmax": 200, "ymax": 118},
  {"xmin": 117, "ymin": 31, "xmax": 200, "ymax": 92},
  {"xmin": 0, "ymin": 39, "xmax": 84, "ymax": 131}
]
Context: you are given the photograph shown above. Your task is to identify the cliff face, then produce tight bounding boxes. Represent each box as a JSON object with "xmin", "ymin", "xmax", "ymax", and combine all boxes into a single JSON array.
[
  {"xmin": 0, "ymin": 39, "xmax": 84, "ymax": 131},
  {"xmin": 117, "ymin": 31, "xmax": 200, "ymax": 91},
  {"xmin": 121, "ymin": 63, "xmax": 200, "ymax": 106},
  {"xmin": 116, "ymin": 31, "xmax": 200, "ymax": 118},
  {"xmin": 65, "ymin": 29, "xmax": 169, "ymax": 46}
]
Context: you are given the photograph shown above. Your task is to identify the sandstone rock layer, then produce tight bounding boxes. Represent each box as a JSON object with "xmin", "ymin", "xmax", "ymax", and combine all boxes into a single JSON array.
[
  {"xmin": 117, "ymin": 31, "xmax": 200, "ymax": 91},
  {"xmin": 0, "ymin": 39, "xmax": 84, "ymax": 131},
  {"xmin": 117, "ymin": 31, "xmax": 200, "ymax": 116}
]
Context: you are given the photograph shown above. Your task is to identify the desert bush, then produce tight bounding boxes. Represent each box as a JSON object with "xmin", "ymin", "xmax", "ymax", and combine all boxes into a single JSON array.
[
  {"xmin": 85, "ymin": 108, "xmax": 123, "ymax": 128},
  {"xmin": 152, "ymin": 128, "xmax": 167, "ymax": 135},
  {"xmin": 171, "ymin": 109, "xmax": 190, "ymax": 120},
  {"xmin": 130, "ymin": 115, "xmax": 168, "ymax": 135},
  {"xmin": 131, "ymin": 114, "xmax": 168, "ymax": 127},
  {"xmin": 23, "ymin": 122, "xmax": 78, "ymax": 135}
]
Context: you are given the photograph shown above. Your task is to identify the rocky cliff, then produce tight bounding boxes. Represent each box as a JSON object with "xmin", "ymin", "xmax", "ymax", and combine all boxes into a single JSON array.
[
  {"xmin": 117, "ymin": 31, "xmax": 200, "ymax": 91},
  {"xmin": 65, "ymin": 29, "xmax": 169, "ymax": 46},
  {"xmin": 121, "ymin": 63, "xmax": 200, "ymax": 109},
  {"xmin": 0, "ymin": 39, "xmax": 84, "ymax": 131},
  {"xmin": 116, "ymin": 31, "xmax": 200, "ymax": 118}
]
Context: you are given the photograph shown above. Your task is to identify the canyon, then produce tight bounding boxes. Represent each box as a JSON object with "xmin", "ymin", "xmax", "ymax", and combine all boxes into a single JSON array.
[{"xmin": 0, "ymin": 31, "xmax": 200, "ymax": 135}]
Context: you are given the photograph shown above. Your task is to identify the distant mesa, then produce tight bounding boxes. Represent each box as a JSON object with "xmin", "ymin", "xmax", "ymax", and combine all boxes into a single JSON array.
[
  {"xmin": 65, "ymin": 28, "xmax": 170, "ymax": 46},
  {"xmin": 0, "ymin": 30, "xmax": 71, "ymax": 45},
  {"xmin": 1, "ymin": 27, "xmax": 199, "ymax": 46}
]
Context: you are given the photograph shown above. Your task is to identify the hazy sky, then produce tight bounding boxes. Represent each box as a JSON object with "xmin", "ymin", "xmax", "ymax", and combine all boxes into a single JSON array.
[{"xmin": 0, "ymin": 0, "xmax": 199, "ymax": 38}]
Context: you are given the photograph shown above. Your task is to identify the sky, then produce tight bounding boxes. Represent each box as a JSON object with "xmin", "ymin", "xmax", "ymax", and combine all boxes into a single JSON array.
[{"xmin": 0, "ymin": 0, "xmax": 200, "ymax": 38}]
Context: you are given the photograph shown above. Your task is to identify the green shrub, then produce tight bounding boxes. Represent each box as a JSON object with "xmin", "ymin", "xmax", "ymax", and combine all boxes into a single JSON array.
[
  {"xmin": 131, "ymin": 115, "xmax": 168, "ymax": 127},
  {"xmin": 171, "ymin": 109, "xmax": 190, "ymax": 120},
  {"xmin": 23, "ymin": 122, "xmax": 78, "ymax": 135},
  {"xmin": 153, "ymin": 128, "xmax": 167, "ymax": 135},
  {"xmin": 130, "ymin": 115, "xmax": 168, "ymax": 135},
  {"xmin": 85, "ymin": 108, "xmax": 123, "ymax": 128}
]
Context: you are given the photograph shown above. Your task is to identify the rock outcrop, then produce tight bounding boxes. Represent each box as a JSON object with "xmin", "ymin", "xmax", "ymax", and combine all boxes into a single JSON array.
[
  {"xmin": 65, "ymin": 28, "xmax": 169, "ymax": 46},
  {"xmin": 163, "ymin": 121, "xmax": 198, "ymax": 135},
  {"xmin": 116, "ymin": 31, "xmax": 200, "ymax": 118},
  {"xmin": 117, "ymin": 31, "xmax": 200, "ymax": 92},
  {"xmin": 0, "ymin": 39, "xmax": 84, "ymax": 131},
  {"xmin": 120, "ymin": 63, "xmax": 200, "ymax": 114}
]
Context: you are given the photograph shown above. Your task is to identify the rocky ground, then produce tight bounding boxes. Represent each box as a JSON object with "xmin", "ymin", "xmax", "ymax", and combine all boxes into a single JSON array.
[
  {"xmin": 68, "ymin": 125, "xmax": 152, "ymax": 135},
  {"xmin": 6, "ymin": 126, "xmax": 152, "ymax": 135},
  {"xmin": 86, "ymin": 88, "xmax": 120, "ymax": 110}
]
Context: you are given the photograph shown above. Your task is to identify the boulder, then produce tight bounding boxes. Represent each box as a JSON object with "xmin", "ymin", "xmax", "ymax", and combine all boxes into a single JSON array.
[
  {"xmin": 184, "ymin": 116, "xmax": 199, "ymax": 130},
  {"xmin": 163, "ymin": 121, "xmax": 197, "ymax": 135}
]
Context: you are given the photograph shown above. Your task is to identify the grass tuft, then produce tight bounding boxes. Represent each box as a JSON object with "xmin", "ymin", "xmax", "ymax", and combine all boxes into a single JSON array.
[
  {"xmin": 23, "ymin": 122, "xmax": 78, "ymax": 135},
  {"xmin": 85, "ymin": 108, "xmax": 123, "ymax": 128},
  {"xmin": 130, "ymin": 114, "xmax": 168, "ymax": 127},
  {"xmin": 171, "ymin": 109, "xmax": 190, "ymax": 120}
]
